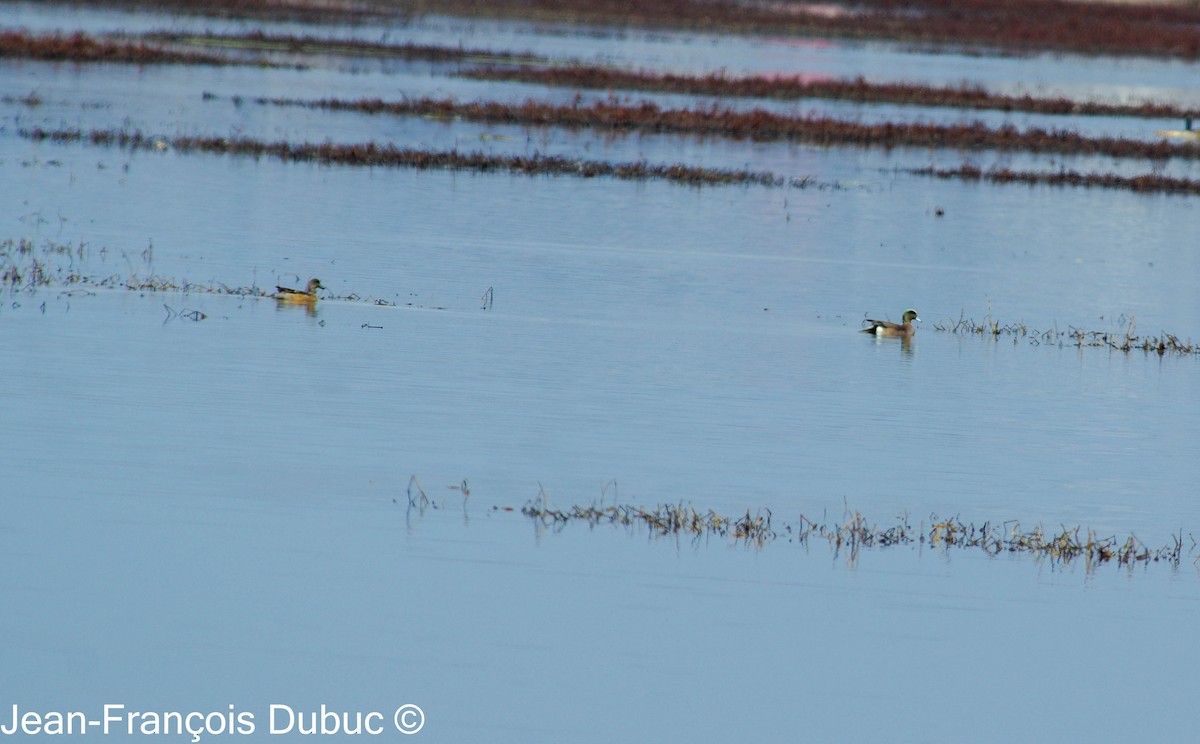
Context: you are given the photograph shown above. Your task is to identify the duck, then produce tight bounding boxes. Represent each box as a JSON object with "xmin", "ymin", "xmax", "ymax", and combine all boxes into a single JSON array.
[
  {"xmin": 861, "ymin": 309, "xmax": 920, "ymax": 337},
  {"xmin": 274, "ymin": 278, "xmax": 324, "ymax": 302}
]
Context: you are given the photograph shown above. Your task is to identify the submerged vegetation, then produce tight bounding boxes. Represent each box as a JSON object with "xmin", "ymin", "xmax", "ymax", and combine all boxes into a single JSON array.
[{"xmin": 518, "ymin": 495, "xmax": 1191, "ymax": 571}]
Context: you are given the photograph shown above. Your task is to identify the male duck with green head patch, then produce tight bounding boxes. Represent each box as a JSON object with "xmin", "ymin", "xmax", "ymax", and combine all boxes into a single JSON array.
[{"xmin": 861, "ymin": 309, "xmax": 920, "ymax": 337}]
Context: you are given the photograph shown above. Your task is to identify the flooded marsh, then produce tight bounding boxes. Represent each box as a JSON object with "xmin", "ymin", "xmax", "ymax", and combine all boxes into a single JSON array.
[{"xmin": 3, "ymin": 0, "xmax": 1200, "ymax": 740}]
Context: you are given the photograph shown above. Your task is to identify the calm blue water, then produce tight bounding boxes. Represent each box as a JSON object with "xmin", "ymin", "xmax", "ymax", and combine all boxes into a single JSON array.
[{"xmin": 2, "ymin": 4, "xmax": 1200, "ymax": 742}]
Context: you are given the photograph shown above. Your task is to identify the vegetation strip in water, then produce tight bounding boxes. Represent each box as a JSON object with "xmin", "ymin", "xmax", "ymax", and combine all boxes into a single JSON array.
[
  {"xmin": 932, "ymin": 313, "xmax": 1199, "ymax": 356},
  {"xmin": 26, "ymin": 0, "xmax": 1200, "ymax": 60},
  {"xmin": 140, "ymin": 30, "xmax": 543, "ymax": 65},
  {"xmin": 256, "ymin": 95, "xmax": 1200, "ymax": 162},
  {"xmin": 24, "ymin": 26, "xmax": 1181, "ymax": 124},
  {"xmin": 910, "ymin": 163, "xmax": 1200, "ymax": 198},
  {"xmin": 0, "ymin": 29, "xmax": 537, "ymax": 68},
  {"xmin": 518, "ymin": 497, "xmax": 1191, "ymax": 570},
  {"xmin": 0, "ymin": 30, "xmax": 277, "ymax": 67},
  {"xmin": 18, "ymin": 127, "xmax": 822, "ymax": 188},
  {"xmin": 414, "ymin": 0, "xmax": 1200, "ymax": 60},
  {"xmin": 20, "ymin": 124, "xmax": 1200, "ymax": 197},
  {"xmin": 461, "ymin": 66, "xmax": 1200, "ymax": 122}
]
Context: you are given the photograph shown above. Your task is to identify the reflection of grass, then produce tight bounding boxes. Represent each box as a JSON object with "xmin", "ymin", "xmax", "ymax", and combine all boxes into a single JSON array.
[
  {"xmin": 934, "ymin": 313, "xmax": 1198, "ymax": 356},
  {"xmin": 519, "ymin": 494, "xmax": 1190, "ymax": 571}
]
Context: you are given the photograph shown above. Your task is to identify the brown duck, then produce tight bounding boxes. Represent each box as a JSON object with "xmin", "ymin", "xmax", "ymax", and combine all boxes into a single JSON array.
[
  {"xmin": 861, "ymin": 309, "xmax": 920, "ymax": 337},
  {"xmin": 274, "ymin": 278, "xmax": 324, "ymax": 303}
]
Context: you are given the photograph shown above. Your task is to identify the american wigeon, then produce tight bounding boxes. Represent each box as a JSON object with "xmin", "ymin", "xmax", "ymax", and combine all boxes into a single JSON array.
[
  {"xmin": 861, "ymin": 309, "xmax": 920, "ymax": 337},
  {"xmin": 274, "ymin": 278, "xmax": 324, "ymax": 302}
]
